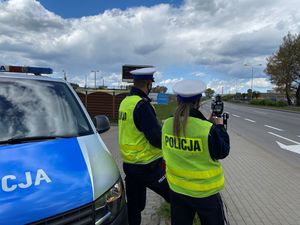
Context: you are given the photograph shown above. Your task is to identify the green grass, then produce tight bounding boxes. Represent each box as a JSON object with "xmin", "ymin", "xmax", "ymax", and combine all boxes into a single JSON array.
[
  {"xmin": 157, "ymin": 202, "xmax": 201, "ymax": 225},
  {"xmin": 154, "ymin": 101, "xmax": 177, "ymax": 123}
]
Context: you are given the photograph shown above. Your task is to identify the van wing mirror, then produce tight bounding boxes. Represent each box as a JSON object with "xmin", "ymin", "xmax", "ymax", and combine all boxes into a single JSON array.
[{"xmin": 93, "ymin": 115, "xmax": 110, "ymax": 134}]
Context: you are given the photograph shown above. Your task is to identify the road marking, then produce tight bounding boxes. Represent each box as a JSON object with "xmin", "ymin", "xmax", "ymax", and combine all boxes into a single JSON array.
[
  {"xmin": 276, "ymin": 141, "xmax": 300, "ymax": 154},
  {"xmin": 264, "ymin": 125, "xmax": 283, "ymax": 131},
  {"xmin": 268, "ymin": 132, "xmax": 300, "ymax": 145},
  {"xmin": 253, "ymin": 110, "xmax": 267, "ymax": 115},
  {"xmin": 232, "ymin": 114, "xmax": 240, "ymax": 118},
  {"xmin": 298, "ymin": 135, "xmax": 300, "ymax": 138},
  {"xmin": 244, "ymin": 118, "xmax": 256, "ymax": 123}
]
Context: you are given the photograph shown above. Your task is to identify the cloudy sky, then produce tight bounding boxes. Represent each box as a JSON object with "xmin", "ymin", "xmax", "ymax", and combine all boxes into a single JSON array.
[{"xmin": 1, "ymin": 0, "xmax": 300, "ymax": 94}]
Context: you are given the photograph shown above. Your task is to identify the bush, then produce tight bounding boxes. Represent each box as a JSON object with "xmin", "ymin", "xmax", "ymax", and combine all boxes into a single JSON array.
[
  {"xmin": 276, "ymin": 101, "xmax": 288, "ymax": 107},
  {"xmin": 221, "ymin": 94, "xmax": 235, "ymax": 101},
  {"xmin": 264, "ymin": 99, "xmax": 277, "ymax": 106},
  {"xmin": 250, "ymin": 99, "xmax": 287, "ymax": 107},
  {"xmin": 250, "ymin": 99, "xmax": 261, "ymax": 105}
]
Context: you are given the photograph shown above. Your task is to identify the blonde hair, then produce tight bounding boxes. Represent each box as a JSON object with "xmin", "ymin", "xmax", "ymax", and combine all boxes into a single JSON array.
[{"xmin": 173, "ymin": 98, "xmax": 200, "ymax": 138}]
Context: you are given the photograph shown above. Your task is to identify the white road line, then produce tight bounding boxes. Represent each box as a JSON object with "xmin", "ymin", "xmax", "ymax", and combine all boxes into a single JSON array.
[
  {"xmin": 268, "ymin": 132, "xmax": 300, "ymax": 145},
  {"xmin": 298, "ymin": 135, "xmax": 300, "ymax": 138},
  {"xmin": 276, "ymin": 141, "xmax": 300, "ymax": 155},
  {"xmin": 264, "ymin": 125, "xmax": 283, "ymax": 131},
  {"xmin": 253, "ymin": 110, "xmax": 267, "ymax": 115},
  {"xmin": 232, "ymin": 114, "xmax": 240, "ymax": 118},
  {"xmin": 244, "ymin": 118, "xmax": 256, "ymax": 123}
]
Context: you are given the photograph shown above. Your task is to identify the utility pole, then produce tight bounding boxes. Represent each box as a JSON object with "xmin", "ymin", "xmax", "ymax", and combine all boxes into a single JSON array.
[
  {"xmin": 244, "ymin": 63, "xmax": 262, "ymax": 100},
  {"xmin": 85, "ymin": 74, "xmax": 87, "ymax": 88},
  {"xmin": 62, "ymin": 70, "xmax": 67, "ymax": 81},
  {"xmin": 91, "ymin": 70, "xmax": 99, "ymax": 89},
  {"xmin": 100, "ymin": 76, "xmax": 105, "ymax": 88},
  {"xmin": 235, "ymin": 80, "xmax": 237, "ymax": 94}
]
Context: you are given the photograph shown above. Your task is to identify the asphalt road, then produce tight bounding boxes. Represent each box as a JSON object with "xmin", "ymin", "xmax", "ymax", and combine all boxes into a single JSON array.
[{"xmin": 201, "ymin": 102, "xmax": 300, "ymax": 168}]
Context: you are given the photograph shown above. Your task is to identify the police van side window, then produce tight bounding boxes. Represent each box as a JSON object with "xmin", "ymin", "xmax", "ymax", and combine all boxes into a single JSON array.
[{"xmin": 0, "ymin": 78, "xmax": 93, "ymax": 142}]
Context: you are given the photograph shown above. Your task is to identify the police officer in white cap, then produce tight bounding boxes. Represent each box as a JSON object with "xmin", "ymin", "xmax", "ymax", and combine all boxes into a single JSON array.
[
  {"xmin": 118, "ymin": 67, "xmax": 170, "ymax": 225},
  {"xmin": 161, "ymin": 80, "xmax": 230, "ymax": 225}
]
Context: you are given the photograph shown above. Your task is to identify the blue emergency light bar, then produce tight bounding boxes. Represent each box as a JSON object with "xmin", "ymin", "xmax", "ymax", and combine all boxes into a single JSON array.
[{"xmin": 0, "ymin": 65, "xmax": 53, "ymax": 75}]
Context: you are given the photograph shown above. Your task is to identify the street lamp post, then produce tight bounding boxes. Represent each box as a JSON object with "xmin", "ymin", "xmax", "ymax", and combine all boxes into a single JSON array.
[
  {"xmin": 100, "ymin": 76, "xmax": 104, "ymax": 87},
  {"xmin": 91, "ymin": 70, "xmax": 99, "ymax": 89},
  {"xmin": 244, "ymin": 64, "xmax": 262, "ymax": 100},
  {"xmin": 85, "ymin": 74, "xmax": 87, "ymax": 88}
]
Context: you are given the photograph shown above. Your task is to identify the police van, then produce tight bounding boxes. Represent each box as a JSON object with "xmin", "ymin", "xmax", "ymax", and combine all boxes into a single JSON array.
[{"xmin": 0, "ymin": 66, "xmax": 128, "ymax": 225}]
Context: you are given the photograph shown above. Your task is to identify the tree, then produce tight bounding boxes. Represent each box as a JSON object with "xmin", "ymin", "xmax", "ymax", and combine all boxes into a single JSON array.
[
  {"xmin": 246, "ymin": 89, "xmax": 252, "ymax": 99},
  {"xmin": 294, "ymin": 35, "xmax": 300, "ymax": 106},
  {"xmin": 152, "ymin": 85, "xmax": 168, "ymax": 93},
  {"xmin": 265, "ymin": 32, "xmax": 300, "ymax": 105},
  {"xmin": 241, "ymin": 93, "xmax": 247, "ymax": 100},
  {"xmin": 205, "ymin": 88, "xmax": 215, "ymax": 98},
  {"xmin": 246, "ymin": 88, "xmax": 251, "ymax": 97},
  {"xmin": 252, "ymin": 91, "xmax": 260, "ymax": 99}
]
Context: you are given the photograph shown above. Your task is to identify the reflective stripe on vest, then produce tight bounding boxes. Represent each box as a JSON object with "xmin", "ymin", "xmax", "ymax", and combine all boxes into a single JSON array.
[
  {"xmin": 118, "ymin": 95, "xmax": 162, "ymax": 164},
  {"xmin": 162, "ymin": 117, "xmax": 224, "ymax": 198},
  {"xmin": 167, "ymin": 173, "xmax": 224, "ymax": 191}
]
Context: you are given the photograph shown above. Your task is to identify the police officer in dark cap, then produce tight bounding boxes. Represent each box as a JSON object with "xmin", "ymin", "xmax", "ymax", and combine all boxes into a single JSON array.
[{"xmin": 118, "ymin": 67, "xmax": 170, "ymax": 225}]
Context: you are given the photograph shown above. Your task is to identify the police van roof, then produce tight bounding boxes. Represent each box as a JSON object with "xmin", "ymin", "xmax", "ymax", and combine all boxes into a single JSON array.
[
  {"xmin": 0, "ymin": 65, "xmax": 65, "ymax": 83},
  {"xmin": 0, "ymin": 72, "xmax": 66, "ymax": 83}
]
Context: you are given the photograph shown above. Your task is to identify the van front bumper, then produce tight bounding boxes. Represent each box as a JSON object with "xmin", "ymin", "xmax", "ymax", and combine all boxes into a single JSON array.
[{"xmin": 109, "ymin": 205, "xmax": 128, "ymax": 225}]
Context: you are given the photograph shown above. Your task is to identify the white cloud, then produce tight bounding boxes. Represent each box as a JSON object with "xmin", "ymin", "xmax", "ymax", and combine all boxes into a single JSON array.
[
  {"xmin": 246, "ymin": 78, "xmax": 275, "ymax": 89},
  {"xmin": 0, "ymin": 0, "xmax": 300, "ymax": 89},
  {"xmin": 207, "ymin": 77, "xmax": 274, "ymax": 94},
  {"xmin": 193, "ymin": 72, "xmax": 207, "ymax": 77},
  {"xmin": 159, "ymin": 78, "xmax": 183, "ymax": 86}
]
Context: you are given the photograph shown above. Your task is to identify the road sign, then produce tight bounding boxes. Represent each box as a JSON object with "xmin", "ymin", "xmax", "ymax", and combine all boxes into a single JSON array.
[{"xmin": 157, "ymin": 93, "xmax": 169, "ymax": 105}]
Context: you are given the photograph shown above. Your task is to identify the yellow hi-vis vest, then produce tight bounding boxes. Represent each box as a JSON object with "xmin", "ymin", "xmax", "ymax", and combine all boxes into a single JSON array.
[
  {"xmin": 162, "ymin": 117, "xmax": 224, "ymax": 198},
  {"xmin": 118, "ymin": 95, "xmax": 162, "ymax": 164}
]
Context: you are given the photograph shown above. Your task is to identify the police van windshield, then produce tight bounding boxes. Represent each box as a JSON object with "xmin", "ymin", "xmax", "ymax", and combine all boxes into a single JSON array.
[{"xmin": 0, "ymin": 78, "xmax": 93, "ymax": 142}]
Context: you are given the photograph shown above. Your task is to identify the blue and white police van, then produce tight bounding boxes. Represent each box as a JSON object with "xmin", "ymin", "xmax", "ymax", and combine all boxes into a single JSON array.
[{"xmin": 0, "ymin": 66, "xmax": 128, "ymax": 225}]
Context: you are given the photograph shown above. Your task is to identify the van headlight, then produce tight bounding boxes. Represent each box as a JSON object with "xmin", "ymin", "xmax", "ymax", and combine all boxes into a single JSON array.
[{"xmin": 94, "ymin": 179, "xmax": 126, "ymax": 225}]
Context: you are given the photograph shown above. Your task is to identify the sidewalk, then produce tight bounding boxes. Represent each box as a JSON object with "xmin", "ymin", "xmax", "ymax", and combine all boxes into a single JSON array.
[
  {"xmin": 221, "ymin": 130, "xmax": 300, "ymax": 225},
  {"xmin": 102, "ymin": 126, "xmax": 300, "ymax": 225}
]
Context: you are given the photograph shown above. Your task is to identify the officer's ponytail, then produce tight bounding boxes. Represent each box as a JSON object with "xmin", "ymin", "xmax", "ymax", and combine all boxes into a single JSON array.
[
  {"xmin": 173, "ymin": 98, "xmax": 202, "ymax": 138},
  {"xmin": 173, "ymin": 100, "xmax": 192, "ymax": 138}
]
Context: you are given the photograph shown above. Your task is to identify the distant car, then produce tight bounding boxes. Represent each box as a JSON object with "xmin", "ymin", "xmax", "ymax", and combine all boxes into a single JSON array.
[{"xmin": 0, "ymin": 68, "xmax": 128, "ymax": 225}]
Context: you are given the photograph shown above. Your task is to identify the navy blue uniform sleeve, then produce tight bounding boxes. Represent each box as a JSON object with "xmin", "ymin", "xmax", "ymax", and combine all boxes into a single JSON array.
[
  {"xmin": 133, "ymin": 100, "xmax": 162, "ymax": 149},
  {"xmin": 208, "ymin": 124, "xmax": 230, "ymax": 160}
]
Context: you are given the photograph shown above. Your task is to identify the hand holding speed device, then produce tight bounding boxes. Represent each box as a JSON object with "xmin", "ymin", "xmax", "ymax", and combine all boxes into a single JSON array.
[{"xmin": 211, "ymin": 95, "xmax": 229, "ymax": 129}]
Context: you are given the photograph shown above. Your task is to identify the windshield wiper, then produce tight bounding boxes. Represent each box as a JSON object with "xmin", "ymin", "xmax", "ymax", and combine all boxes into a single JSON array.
[{"xmin": 0, "ymin": 135, "xmax": 75, "ymax": 145}]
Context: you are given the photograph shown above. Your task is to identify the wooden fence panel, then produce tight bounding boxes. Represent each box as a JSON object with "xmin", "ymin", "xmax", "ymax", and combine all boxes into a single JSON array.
[{"xmin": 75, "ymin": 91, "xmax": 128, "ymax": 120}]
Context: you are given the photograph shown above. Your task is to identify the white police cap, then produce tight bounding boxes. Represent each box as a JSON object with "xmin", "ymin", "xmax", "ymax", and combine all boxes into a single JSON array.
[
  {"xmin": 130, "ymin": 67, "xmax": 156, "ymax": 81},
  {"xmin": 173, "ymin": 80, "xmax": 207, "ymax": 102}
]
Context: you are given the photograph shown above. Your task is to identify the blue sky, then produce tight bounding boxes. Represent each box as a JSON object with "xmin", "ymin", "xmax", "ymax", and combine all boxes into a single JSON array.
[
  {"xmin": 38, "ymin": 0, "xmax": 181, "ymax": 18},
  {"xmin": 1, "ymin": 0, "xmax": 300, "ymax": 94}
]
